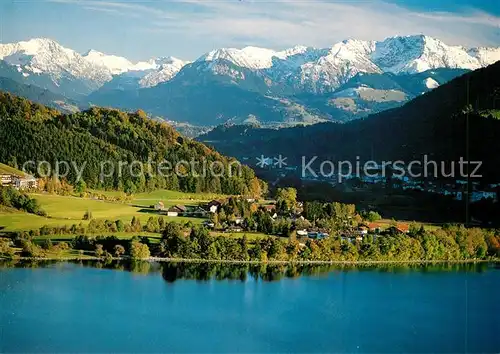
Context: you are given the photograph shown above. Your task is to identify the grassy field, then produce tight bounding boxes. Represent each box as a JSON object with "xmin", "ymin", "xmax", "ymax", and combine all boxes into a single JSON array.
[
  {"xmin": 0, "ymin": 209, "xmax": 85, "ymax": 231},
  {"xmin": 0, "ymin": 192, "xmax": 207, "ymax": 232},
  {"xmin": 374, "ymin": 219, "xmax": 441, "ymax": 232},
  {"xmin": 0, "ymin": 191, "xmax": 439, "ymax": 234},
  {"xmin": 33, "ymin": 232, "xmax": 162, "ymax": 241},
  {"xmin": 33, "ymin": 194, "xmax": 139, "ymax": 220},
  {"xmin": 130, "ymin": 190, "xmax": 225, "ymax": 207},
  {"xmin": 0, "ymin": 162, "xmax": 27, "ymax": 176},
  {"xmin": 6, "ymin": 247, "xmax": 98, "ymax": 260},
  {"xmin": 210, "ymin": 231, "xmax": 271, "ymax": 241}
]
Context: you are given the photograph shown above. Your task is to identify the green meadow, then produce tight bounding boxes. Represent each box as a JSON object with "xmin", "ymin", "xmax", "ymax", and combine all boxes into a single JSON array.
[
  {"xmin": 210, "ymin": 231, "xmax": 271, "ymax": 241},
  {"xmin": 0, "ymin": 162, "xmax": 27, "ymax": 176},
  {"xmin": 0, "ymin": 191, "xmax": 213, "ymax": 232}
]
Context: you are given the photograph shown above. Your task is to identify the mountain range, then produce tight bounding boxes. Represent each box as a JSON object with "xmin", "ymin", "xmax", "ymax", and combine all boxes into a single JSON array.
[{"xmin": 1, "ymin": 35, "xmax": 499, "ymax": 126}]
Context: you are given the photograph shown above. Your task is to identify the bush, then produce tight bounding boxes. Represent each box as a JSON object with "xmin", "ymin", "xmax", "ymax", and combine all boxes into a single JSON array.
[
  {"xmin": 57, "ymin": 242, "xmax": 70, "ymax": 251},
  {"xmin": 95, "ymin": 244, "xmax": 104, "ymax": 258},
  {"xmin": 114, "ymin": 244, "xmax": 125, "ymax": 257},
  {"xmin": 103, "ymin": 250, "xmax": 113, "ymax": 262},
  {"xmin": 83, "ymin": 210, "xmax": 93, "ymax": 220},
  {"xmin": 0, "ymin": 186, "xmax": 45, "ymax": 215},
  {"xmin": 0, "ymin": 238, "xmax": 15, "ymax": 258},
  {"xmin": 115, "ymin": 219, "xmax": 125, "ymax": 232},
  {"xmin": 130, "ymin": 241, "xmax": 150, "ymax": 260},
  {"xmin": 366, "ymin": 211, "xmax": 382, "ymax": 222},
  {"xmin": 41, "ymin": 239, "xmax": 53, "ymax": 250},
  {"xmin": 21, "ymin": 241, "xmax": 44, "ymax": 257}
]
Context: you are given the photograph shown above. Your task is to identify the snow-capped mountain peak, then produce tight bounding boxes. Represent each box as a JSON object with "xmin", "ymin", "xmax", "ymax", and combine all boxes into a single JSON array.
[
  {"xmin": 371, "ymin": 35, "xmax": 481, "ymax": 74},
  {"xmin": 276, "ymin": 45, "xmax": 310, "ymax": 58},
  {"xmin": 0, "ymin": 38, "xmax": 112, "ymax": 85},
  {"xmin": 81, "ymin": 49, "xmax": 134, "ymax": 75},
  {"xmin": 197, "ymin": 46, "xmax": 278, "ymax": 69},
  {"xmin": 467, "ymin": 46, "xmax": 500, "ymax": 67},
  {"xmin": 289, "ymin": 39, "xmax": 381, "ymax": 93},
  {"xmin": 1, "ymin": 35, "xmax": 500, "ymax": 100},
  {"xmin": 138, "ymin": 56, "xmax": 189, "ymax": 88}
]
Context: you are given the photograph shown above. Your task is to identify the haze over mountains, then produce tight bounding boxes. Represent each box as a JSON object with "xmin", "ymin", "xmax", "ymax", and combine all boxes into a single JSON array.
[{"xmin": 0, "ymin": 35, "xmax": 499, "ymax": 127}]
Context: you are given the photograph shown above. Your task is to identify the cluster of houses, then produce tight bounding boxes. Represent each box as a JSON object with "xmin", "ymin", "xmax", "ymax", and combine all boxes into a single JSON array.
[
  {"xmin": 294, "ymin": 223, "xmax": 410, "ymax": 242},
  {"xmin": 0, "ymin": 173, "xmax": 38, "ymax": 190},
  {"xmin": 400, "ymin": 179, "xmax": 498, "ymax": 202},
  {"xmin": 296, "ymin": 229, "xmax": 329, "ymax": 240},
  {"xmin": 154, "ymin": 201, "xmax": 212, "ymax": 217},
  {"xmin": 339, "ymin": 223, "xmax": 410, "ymax": 243},
  {"xmin": 153, "ymin": 199, "xmax": 227, "ymax": 217},
  {"xmin": 153, "ymin": 199, "xmax": 252, "ymax": 232},
  {"xmin": 296, "ymin": 161, "xmax": 500, "ymax": 204},
  {"xmin": 151, "ymin": 196, "xmax": 415, "ymax": 241}
]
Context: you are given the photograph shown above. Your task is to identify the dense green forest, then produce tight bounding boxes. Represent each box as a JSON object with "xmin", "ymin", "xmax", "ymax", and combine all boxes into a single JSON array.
[
  {"xmin": 199, "ymin": 61, "xmax": 500, "ymax": 182},
  {"xmin": 0, "ymin": 92, "xmax": 263, "ymax": 196}
]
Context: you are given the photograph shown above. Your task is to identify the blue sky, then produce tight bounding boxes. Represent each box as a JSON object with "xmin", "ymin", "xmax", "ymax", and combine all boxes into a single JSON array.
[{"xmin": 1, "ymin": 0, "xmax": 499, "ymax": 61}]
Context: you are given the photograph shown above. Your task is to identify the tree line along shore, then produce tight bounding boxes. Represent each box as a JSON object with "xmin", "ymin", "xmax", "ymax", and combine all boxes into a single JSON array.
[{"xmin": 1, "ymin": 185, "xmax": 499, "ymax": 264}]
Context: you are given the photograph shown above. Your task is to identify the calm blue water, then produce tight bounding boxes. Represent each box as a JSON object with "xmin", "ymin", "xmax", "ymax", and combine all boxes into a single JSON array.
[{"xmin": 1, "ymin": 262, "xmax": 499, "ymax": 353}]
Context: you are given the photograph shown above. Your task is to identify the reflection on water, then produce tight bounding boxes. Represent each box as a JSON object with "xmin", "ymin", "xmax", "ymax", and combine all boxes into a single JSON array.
[
  {"xmin": 0, "ymin": 259, "xmax": 496, "ymax": 282},
  {"xmin": 1, "ymin": 259, "xmax": 499, "ymax": 353}
]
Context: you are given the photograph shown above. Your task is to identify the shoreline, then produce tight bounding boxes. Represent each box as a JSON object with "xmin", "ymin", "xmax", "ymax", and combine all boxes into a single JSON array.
[{"xmin": 2, "ymin": 255, "xmax": 498, "ymax": 265}]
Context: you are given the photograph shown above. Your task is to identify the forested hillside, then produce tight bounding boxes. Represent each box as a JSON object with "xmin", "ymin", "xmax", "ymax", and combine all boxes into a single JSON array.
[
  {"xmin": 0, "ymin": 92, "xmax": 263, "ymax": 196},
  {"xmin": 0, "ymin": 77, "xmax": 80, "ymax": 113}
]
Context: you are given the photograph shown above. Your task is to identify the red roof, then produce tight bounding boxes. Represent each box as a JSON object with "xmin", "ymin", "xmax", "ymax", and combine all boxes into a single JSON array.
[
  {"xmin": 396, "ymin": 224, "xmax": 410, "ymax": 233},
  {"xmin": 368, "ymin": 223, "xmax": 383, "ymax": 230}
]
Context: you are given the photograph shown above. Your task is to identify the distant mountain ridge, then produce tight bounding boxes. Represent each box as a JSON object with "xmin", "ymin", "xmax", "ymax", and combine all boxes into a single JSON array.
[
  {"xmin": 1, "ymin": 35, "xmax": 499, "ymax": 126},
  {"xmin": 0, "ymin": 38, "xmax": 189, "ymax": 98},
  {"xmin": 1, "ymin": 35, "xmax": 498, "ymax": 94}
]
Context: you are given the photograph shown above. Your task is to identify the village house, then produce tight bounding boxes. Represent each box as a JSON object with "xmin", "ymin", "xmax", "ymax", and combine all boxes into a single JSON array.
[
  {"xmin": 167, "ymin": 205, "xmax": 187, "ymax": 217},
  {"xmin": 307, "ymin": 231, "xmax": 329, "ymax": 239},
  {"xmin": 206, "ymin": 200, "xmax": 222, "ymax": 213},
  {"xmin": 341, "ymin": 234, "xmax": 363, "ymax": 243},
  {"xmin": 1, "ymin": 174, "xmax": 13, "ymax": 186},
  {"xmin": 154, "ymin": 201, "xmax": 165, "ymax": 211},
  {"xmin": 190, "ymin": 206, "xmax": 208, "ymax": 217},
  {"xmin": 234, "ymin": 216, "xmax": 245, "ymax": 225},
  {"xmin": 202, "ymin": 220, "xmax": 215, "ymax": 229},
  {"xmin": 225, "ymin": 225, "xmax": 243, "ymax": 233},
  {"xmin": 263, "ymin": 204, "xmax": 276, "ymax": 212},
  {"xmin": 396, "ymin": 224, "xmax": 410, "ymax": 234},
  {"xmin": 296, "ymin": 229, "xmax": 308, "ymax": 237},
  {"xmin": 356, "ymin": 226, "xmax": 369, "ymax": 235},
  {"xmin": 368, "ymin": 223, "xmax": 383, "ymax": 233},
  {"xmin": 263, "ymin": 205, "xmax": 278, "ymax": 219},
  {"xmin": 14, "ymin": 175, "xmax": 38, "ymax": 190},
  {"xmin": 384, "ymin": 224, "xmax": 410, "ymax": 235},
  {"xmin": 1, "ymin": 174, "xmax": 38, "ymax": 190}
]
